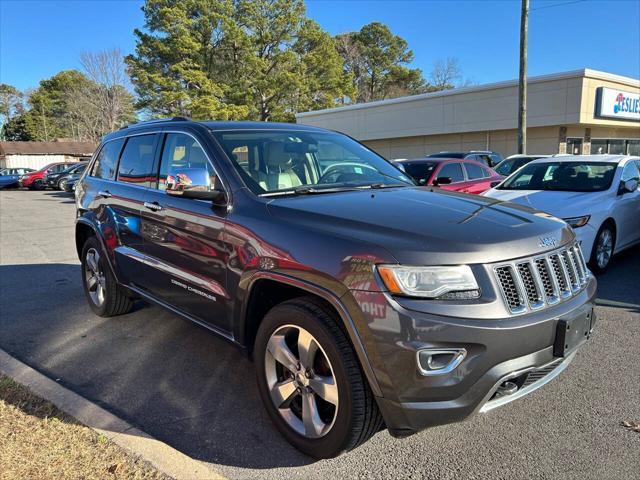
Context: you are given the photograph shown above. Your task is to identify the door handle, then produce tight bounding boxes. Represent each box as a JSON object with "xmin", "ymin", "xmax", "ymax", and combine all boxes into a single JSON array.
[
  {"xmin": 144, "ymin": 201, "xmax": 163, "ymax": 212},
  {"xmin": 97, "ymin": 190, "xmax": 112, "ymax": 198}
]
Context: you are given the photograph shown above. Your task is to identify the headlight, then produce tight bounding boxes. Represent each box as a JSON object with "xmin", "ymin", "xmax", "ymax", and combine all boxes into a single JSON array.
[
  {"xmin": 563, "ymin": 215, "xmax": 590, "ymax": 228},
  {"xmin": 377, "ymin": 265, "xmax": 479, "ymax": 299}
]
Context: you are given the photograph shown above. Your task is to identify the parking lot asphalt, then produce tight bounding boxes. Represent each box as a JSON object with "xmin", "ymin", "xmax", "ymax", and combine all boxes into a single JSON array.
[{"xmin": 1, "ymin": 189, "xmax": 638, "ymax": 480}]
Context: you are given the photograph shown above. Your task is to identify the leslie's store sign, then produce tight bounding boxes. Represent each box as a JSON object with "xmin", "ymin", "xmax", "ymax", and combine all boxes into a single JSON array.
[{"xmin": 596, "ymin": 87, "xmax": 640, "ymax": 121}]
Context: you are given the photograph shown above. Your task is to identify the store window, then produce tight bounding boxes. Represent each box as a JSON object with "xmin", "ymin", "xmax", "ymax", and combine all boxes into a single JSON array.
[
  {"xmin": 590, "ymin": 139, "xmax": 640, "ymax": 155},
  {"xmin": 608, "ymin": 140, "xmax": 626, "ymax": 155},
  {"xmin": 590, "ymin": 139, "xmax": 608, "ymax": 155},
  {"xmin": 566, "ymin": 138, "xmax": 583, "ymax": 155}
]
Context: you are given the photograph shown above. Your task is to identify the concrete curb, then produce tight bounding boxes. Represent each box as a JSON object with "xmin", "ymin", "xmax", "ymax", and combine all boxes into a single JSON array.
[{"xmin": 0, "ymin": 349, "xmax": 226, "ymax": 480}]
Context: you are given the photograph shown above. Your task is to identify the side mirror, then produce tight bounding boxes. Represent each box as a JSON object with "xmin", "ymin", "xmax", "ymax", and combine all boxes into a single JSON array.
[
  {"xmin": 490, "ymin": 180, "xmax": 502, "ymax": 188},
  {"xmin": 618, "ymin": 179, "xmax": 638, "ymax": 195},
  {"xmin": 166, "ymin": 167, "xmax": 227, "ymax": 204},
  {"xmin": 434, "ymin": 176, "xmax": 452, "ymax": 185}
]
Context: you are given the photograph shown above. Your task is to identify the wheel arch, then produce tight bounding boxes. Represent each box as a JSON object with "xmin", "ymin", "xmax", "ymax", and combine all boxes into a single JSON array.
[
  {"xmin": 75, "ymin": 218, "xmax": 119, "ymax": 282},
  {"xmin": 240, "ymin": 272, "xmax": 383, "ymax": 397}
]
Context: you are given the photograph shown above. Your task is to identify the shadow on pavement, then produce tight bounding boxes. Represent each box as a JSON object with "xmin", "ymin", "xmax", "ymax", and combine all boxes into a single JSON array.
[
  {"xmin": 0, "ymin": 263, "xmax": 312, "ymax": 469},
  {"xmin": 593, "ymin": 244, "xmax": 640, "ymax": 313}
]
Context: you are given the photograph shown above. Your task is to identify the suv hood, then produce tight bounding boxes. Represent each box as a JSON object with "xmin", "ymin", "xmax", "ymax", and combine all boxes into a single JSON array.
[{"xmin": 266, "ymin": 187, "xmax": 573, "ymax": 265}]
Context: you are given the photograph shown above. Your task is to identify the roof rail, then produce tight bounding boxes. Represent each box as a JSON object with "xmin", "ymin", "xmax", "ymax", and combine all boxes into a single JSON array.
[{"xmin": 119, "ymin": 116, "xmax": 192, "ymax": 130}]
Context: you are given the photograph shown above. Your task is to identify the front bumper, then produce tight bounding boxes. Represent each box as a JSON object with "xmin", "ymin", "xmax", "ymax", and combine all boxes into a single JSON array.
[{"xmin": 347, "ymin": 275, "xmax": 597, "ymax": 436}]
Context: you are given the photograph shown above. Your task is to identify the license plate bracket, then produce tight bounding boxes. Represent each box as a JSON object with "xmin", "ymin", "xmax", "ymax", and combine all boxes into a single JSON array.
[{"xmin": 553, "ymin": 309, "xmax": 593, "ymax": 357}]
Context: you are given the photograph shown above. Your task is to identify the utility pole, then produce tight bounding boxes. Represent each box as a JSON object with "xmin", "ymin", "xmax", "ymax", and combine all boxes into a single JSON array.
[{"xmin": 518, "ymin": 0, "xmax": 529, "ymax": 154}]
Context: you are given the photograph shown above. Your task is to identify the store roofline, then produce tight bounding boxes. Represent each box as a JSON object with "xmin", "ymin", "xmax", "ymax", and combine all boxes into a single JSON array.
[{"xmin": 296, "ymin": 68, "xmax": 640, "ymax": 119}]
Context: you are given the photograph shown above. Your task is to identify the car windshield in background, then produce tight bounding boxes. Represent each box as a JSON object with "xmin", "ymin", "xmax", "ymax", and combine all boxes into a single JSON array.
[
  {"xmin": 498, "ymin": 161, "xmax": 617, "ymax": 192},
  {"xmin": 212, "ymin": 130, "xmax": 414, "ymax": 195},
  {"xmin": 402, "ymin": 162, "xmax": 437, "ymax": 185}
]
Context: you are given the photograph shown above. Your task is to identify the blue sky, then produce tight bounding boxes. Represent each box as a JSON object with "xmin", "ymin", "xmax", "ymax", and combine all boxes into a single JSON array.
[{"xmin": 1, "ymin": 0, "xmax": 639, "ymax": 92}]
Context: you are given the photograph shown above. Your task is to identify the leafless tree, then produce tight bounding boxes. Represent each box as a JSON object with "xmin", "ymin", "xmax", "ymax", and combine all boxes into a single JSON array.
[
  {"xmin": 79, "ymin": 48, "xmax": 135, "ymax": 132},
  {"xmin": 429, "ymin": 57, "xmax": 462, "ymax": 90}
]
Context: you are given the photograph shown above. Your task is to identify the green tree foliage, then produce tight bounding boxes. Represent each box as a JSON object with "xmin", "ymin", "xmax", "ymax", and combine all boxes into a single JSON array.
[
  {"xmin": 126, "ymin": 0, "xmax": 354, "ymax": 121},
  {"xmin": 2, "ymin": 64, "xmax": 136, "ymax": 142},
  {"xmin": 336, "ymin": 22, "xmax": 425, "ymax": 103},
  {"xmin": 0, "ymin": 84, "xmax": 26, "ymax": 140},
  {"xmin": 26, "ymin": 70, "xmax": 94, "ymax": 140}
]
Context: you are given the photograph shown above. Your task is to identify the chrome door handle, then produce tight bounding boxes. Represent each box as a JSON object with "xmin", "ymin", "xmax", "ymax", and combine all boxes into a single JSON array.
[
  {"xmin": 144, "ymin": 201, "xmax": 163, "ymax": 212},
  {"xmin": 97, "ymin": 190, "xmax": 112, "ymax": 198}
]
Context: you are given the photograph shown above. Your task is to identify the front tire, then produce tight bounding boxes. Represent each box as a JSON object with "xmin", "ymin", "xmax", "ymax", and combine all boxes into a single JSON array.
[
  {"xmin": 589, "ymin": 223, "xmax": 616, "ymax": 274},
  {"xmin": 255, "ymin": 297, "xmax": 383, "ymax": 458},
  {"xmin": 81, "ymin": 236, "xmax": 133, "ymax": 317}
]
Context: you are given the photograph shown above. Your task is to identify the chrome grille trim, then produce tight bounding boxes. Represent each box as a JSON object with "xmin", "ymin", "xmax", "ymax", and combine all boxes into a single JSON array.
[{"xmin": 493, "ymin": 242, "xmax": 590, "ymax": 314}]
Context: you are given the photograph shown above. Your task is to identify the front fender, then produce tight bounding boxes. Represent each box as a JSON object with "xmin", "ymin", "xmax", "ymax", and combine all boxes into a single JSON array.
[{"xmin": 235, "ymin": 270, "xmax": 383, "ymax": 397}]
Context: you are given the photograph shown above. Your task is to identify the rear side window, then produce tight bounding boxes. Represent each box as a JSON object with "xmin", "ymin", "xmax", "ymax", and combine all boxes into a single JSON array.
[
  {"xmin": 117, "ymin": 134, "xmax": 158, "ymax": 188},
  {"xmin": 438, "ymin": 162, "xmax": 465, "ymax": 183},
  {"xmin": 464, "ymin": 162, "xmax": 488, "ymax": 180},
  {"xmin": 158, "ymin": 133, "xmax": 215, "ymax": 190},
  {"xmin": 91, "ymin": 139, "xmax": 124, "ymax": 180}
]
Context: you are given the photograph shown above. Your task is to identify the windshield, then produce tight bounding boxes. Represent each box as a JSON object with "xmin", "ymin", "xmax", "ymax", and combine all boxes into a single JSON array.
[
  {"xmin": 212, "ymin": 130, "xmax": 414, "ymax": 195},
  {"xmin": 401, "ymin": 162, "xmax": 438, "ymax": 185},
  {"xmin": 494, "ymin": 160, "xmax": 515, "ymax": 176},
  {"xmin": 498, "ymin": 161, "xmax": 617, "ymax": 192}
]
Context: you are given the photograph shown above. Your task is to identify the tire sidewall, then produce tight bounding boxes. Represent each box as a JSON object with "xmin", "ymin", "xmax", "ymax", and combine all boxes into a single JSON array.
[
  {"xmin": 255, "ymin": 303, "xmax": 358, "ymax": 458},
  {"xmin": 589, "ymin": 224, "xmax": 616, "ymax": 274},
  {"xmin": 81, "ymin": 237, "xmax": 109, "ymax": 316}
]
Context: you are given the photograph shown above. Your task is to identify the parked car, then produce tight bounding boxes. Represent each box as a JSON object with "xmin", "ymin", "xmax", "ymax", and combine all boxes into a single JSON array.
[
  {"xmin": 46, "ymin": 162, "xmax": 87, "ymax": 190},
  {"xmin": 483, "ymin": 155, "xmax": 640, "ymax": 273},
  {"xmin": 19, "ymin": 162, "xmax": 80, "ymax": 190},
  {"xmin": 60, "ymin": 166, "xmax": 88, "ymax": 192},
  {"xmin": 76, "ymin": 118, "xmax": 596, "ymax": 458},
  {"xmin": 427, "ymin": 150, "xmax": 503, "ymax": 167},
  {"xmin": 0, "ymin": 167, "xmax": 35, "ymax": 189},
  {"xmin": 494, "ymin": 154, "xmax": 550, "ymax": 177},
  {"xmin": 396, "ymin": 157, "xmax": 504, "ymax": 194}
]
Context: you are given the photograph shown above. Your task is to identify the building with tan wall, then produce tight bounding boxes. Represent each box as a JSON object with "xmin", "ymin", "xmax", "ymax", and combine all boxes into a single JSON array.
[{"xmin": 296, "ymin": 69, "xmax": 640, "ymax": 160}]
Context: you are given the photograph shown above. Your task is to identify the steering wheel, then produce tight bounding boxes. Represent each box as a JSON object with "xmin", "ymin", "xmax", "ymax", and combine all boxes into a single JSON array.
[{"xmin": 318, "ymin": 163, "xmax": 378, "ymax": 185}]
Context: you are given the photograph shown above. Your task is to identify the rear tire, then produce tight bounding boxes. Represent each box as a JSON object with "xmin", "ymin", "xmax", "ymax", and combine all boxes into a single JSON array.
[
  {"xmin": 589, "ymin": 223, "xmax": 616, "ymax": 274},
  {"xmin": 254, "ymin": 297, "xmax": 383, "ymax": 458},
  {"xmin": 81, "ymin": 236, "xmax": 133, "ymax": 317}
]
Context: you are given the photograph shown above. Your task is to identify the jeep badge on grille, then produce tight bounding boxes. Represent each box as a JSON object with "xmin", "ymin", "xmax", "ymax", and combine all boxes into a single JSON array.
[{"xmin": 538, "ymin": 236, "xmax": 558, "ymax": 248}]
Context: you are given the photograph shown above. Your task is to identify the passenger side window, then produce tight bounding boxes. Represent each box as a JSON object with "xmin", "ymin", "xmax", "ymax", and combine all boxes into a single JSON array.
[
  {"xmin": 117, "ymin": 134, "xmax": 158, "ymax": 188},
  {"xmin": 158, "ymin": 133, "xmax": 217, "ymax": 191},
  {"xmin": 464, "ymin": 162, "xmax": 487, "ymax": 180},
  {"xmin": 438, "ymin": 163, "xmax": 465, "ymax": 183},
  {"xmin": 91, "ymin": 139, "xmax": 125, "ymax": 180}
]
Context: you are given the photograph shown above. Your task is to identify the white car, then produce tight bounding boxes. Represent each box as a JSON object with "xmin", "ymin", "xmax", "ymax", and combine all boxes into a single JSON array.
[{"xmin": 482, "ymin": 155, "xmax": 640, "ymax": 273}]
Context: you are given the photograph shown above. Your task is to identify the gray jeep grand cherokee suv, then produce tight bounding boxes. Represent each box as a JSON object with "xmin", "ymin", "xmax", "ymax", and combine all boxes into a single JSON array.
[{"xmin": 75, "ymin": 118, "xmax": 596, "ymax": 458}]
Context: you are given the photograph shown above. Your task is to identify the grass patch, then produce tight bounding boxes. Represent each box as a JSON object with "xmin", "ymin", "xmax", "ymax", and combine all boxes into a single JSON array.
[{"xmin": 0, "ymin": 375, "xmax": 170, "ymax": 479}]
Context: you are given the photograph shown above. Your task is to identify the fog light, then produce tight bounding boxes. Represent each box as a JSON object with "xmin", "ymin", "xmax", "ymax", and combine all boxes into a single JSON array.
[{"xmin": 417, "ymin": 348, "xmax": 466, "ymax": 376}]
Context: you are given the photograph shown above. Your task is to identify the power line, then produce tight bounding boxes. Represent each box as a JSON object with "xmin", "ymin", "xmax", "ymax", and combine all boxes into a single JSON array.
[{"xmin": 531, "ymin": 0, "xmax": 588, "ymax": 11}]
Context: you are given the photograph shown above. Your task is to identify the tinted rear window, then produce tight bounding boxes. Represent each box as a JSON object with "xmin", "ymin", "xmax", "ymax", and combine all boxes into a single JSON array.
[
  {"xmin": 91, "ymin": 139, "xmax": 124, "ymax": 180},
  {"xmin": 117, "ymin": 135, "xmax": 158, "ymax": 187},
  {"xmin": 402, "ymin": 162, "xmax": 437, "ymax": 185},
  {"xmin": 464, "ymin": 162, "xmax": 488, "ymax": 180}
]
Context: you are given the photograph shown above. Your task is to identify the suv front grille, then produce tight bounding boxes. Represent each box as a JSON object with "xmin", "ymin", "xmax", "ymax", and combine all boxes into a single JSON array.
[{"xmin": 493, "ymin": 242, "xmax": 590, "ymax": 314}]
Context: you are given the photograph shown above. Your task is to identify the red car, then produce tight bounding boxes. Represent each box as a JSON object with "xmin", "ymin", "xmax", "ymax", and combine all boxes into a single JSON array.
[
  {"xmin": 396, "ymin": 157, "xmax": 504, "ymax": 194},
  {"xmin": 19, "ymin": 162, "xmax": 79, "ymax": 190}
]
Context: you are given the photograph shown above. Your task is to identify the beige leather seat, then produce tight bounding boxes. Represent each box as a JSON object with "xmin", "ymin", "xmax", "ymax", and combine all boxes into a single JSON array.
[{"xmin": 255, "ymin": 142, "xmax": 303, "ymax": 191}]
